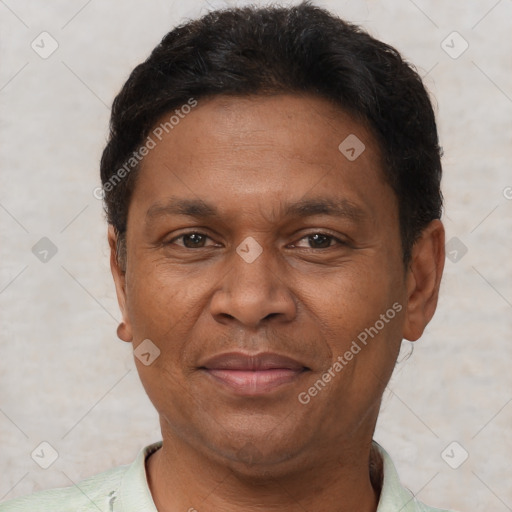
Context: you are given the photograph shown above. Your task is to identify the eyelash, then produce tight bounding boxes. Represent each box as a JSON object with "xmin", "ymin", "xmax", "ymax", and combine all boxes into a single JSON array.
[{"xmin": 165, "ymin": 231, "xmax": 346, "ymax": 250}]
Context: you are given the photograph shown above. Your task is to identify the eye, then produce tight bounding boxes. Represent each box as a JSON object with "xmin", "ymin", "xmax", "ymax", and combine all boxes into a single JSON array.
[
  {"xmin": 292, "ymin": 232, "xmax": 345, "ymax": 249},
  {"xmin": 166, "ymin": 232, "xmax": 217, "ymax": 249},
  {"xmin": 166, "ymin": 231, "xmax": 346, "ymax": 250}
]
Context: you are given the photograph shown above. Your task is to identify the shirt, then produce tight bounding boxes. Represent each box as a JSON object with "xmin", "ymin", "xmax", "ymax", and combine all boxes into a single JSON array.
[{"xmin": 0, "ymin": 440, "xmax": 454, "ymax": 511}]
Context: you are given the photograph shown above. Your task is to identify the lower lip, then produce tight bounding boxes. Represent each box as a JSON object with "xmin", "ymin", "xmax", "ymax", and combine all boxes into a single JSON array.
[{"xmin": 203, "ymin": 368, "xmax": 307, "ymax": 395}]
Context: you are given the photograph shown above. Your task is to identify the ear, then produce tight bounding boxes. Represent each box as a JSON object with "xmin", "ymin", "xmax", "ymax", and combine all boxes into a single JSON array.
[
  {"xmin": 403, "ymin": 219, "xmax": 445, "ymax": 342},
  {"xmin": 108, "ymin": 225, "xmax": 133, "ymax": 343}
]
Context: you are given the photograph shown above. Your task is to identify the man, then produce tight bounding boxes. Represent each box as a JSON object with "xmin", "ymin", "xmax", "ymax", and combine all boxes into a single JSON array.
[{"xmin": 0, "ymin": 2, "xmax": 453, "ymax": 511}]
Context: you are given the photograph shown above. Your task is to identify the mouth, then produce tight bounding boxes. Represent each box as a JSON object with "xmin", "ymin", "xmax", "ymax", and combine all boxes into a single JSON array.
[{"xmin": 199, "ymin": 352, "xmax": 310, "ymax": 396}]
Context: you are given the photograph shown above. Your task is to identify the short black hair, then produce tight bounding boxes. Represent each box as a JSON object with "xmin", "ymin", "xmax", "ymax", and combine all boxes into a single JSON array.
[{"xmin": 100, "ymin": 1, "xmax": 443, "ymax": 269}]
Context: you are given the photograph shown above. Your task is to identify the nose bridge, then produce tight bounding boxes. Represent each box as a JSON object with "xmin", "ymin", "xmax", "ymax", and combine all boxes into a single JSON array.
[
  {"xmin": 235, "ymin": 234, "xmax": 272, "ymax": 276},
  {"xmin": 230, "ymin": 237, "xmax": 280, "ymax": 301},
  {"xmin": 210, "ymin": 236, "xmax": 296, "ymax": 327}
]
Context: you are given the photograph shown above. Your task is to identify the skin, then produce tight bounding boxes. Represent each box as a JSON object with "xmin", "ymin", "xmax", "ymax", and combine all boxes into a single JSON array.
[{"xmin": 108, "ymin": 94, "xmax": 445, "ymax": 512}]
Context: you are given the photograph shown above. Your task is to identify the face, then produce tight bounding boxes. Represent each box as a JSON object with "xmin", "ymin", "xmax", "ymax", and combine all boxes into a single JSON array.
[{"xmin": 109, "ymin": 94, "xmax": 444, "ymax": 476}]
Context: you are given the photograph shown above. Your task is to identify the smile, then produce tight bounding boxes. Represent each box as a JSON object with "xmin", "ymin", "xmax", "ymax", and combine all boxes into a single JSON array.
[
  {"xmin": 199, "ymin": 352, "xmax": 310, "ymax": 395},
  {"xmin": 203, "ymin": 368, "xmax": 308, "ymax": 395}
]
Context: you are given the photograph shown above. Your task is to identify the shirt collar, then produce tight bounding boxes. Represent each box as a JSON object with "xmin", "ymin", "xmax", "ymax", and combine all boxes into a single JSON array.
[
  {"xmin": 118, "ymin": 441, "xmax": 162, "ymax": 511},
  {"xmin": 374, "ymin": 440, "xmax": 432, "ymax": 512}
]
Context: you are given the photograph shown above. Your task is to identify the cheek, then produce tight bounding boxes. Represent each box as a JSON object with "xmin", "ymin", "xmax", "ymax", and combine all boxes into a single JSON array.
[
  {"xmin": 125, "ymin": 260, "xmax": 204, "ymax": 337},
  {"xmin": 134, "ymin": 355, "xmax": 200, "ymax": 437},
  {"xmin": 309, "ymin": 256, "xmax": 406, "ymax": 392},
  {"xmin": 307, "ymin": 262, "xmax": 398, "ymax": 329}
]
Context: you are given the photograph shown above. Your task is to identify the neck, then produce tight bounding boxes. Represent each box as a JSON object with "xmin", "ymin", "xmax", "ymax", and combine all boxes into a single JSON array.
[{"xmin": 146, "ymin": 434, "xmax": 382, "ymax": 512}]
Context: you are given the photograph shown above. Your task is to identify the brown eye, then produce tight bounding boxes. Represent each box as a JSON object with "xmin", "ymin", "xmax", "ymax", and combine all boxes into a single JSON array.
[
  {"xmin": 307, "ymin": 233, "xmax": 333, "ymax": 249},
  {"xmin": 293, "ymin": 232, "xmax": 344, "ymax": 249},
  {"xmin": 167, "ymin": 232, "xmax": 215, "ymax": 248}
]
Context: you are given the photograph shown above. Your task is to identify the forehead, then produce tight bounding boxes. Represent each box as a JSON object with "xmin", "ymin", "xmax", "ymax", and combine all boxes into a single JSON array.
[{"xmin": 129, "ymin": 93, "xmax": 394, "ymax": 226}]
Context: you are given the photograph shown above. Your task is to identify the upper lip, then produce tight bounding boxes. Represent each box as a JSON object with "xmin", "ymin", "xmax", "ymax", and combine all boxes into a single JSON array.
[{"xmin": 200, "ymin": 352, "xmax": 308, "ymax": 371}]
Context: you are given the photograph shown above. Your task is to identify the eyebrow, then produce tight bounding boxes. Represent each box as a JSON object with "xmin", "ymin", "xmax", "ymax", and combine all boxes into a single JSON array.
[{"xmin": 145, "ymin": 196, "xmax": 367, "ymax": 224}]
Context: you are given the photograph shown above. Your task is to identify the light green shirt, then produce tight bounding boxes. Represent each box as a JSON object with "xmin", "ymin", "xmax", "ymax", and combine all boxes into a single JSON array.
[{"xmin": 0, "ymin": 441, "xmax": 454, "ymax": 511}]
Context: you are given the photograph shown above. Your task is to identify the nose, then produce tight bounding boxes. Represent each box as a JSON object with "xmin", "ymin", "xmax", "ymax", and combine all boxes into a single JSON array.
[{"xmin": 209, "ymin": 241, "xmax": 297, "ymax": 329}]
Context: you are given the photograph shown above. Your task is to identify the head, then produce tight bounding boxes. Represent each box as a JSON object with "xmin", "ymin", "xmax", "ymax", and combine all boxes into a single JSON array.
[{"xmin": 101, "ymin": 2, "xmax": 444, "ymax": 477}]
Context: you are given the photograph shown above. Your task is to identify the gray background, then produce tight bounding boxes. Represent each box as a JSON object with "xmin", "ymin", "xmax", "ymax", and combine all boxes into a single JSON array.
[{"xmin": 1, "ymin": 1, "xmax": 511, "ymax": 510}]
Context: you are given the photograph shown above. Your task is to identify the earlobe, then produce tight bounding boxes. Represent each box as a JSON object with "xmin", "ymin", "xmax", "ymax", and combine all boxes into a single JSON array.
[
  {"xmin": 108, "ymin": 225, "xmax": 133, "ymax": 343},
  {"xmin": 117, "ymin": 321, "xmax": 132, "ymax": 343},
  {"xmin": 403, "ymin": 219, "xmax": 445, "ymax": 342}
]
